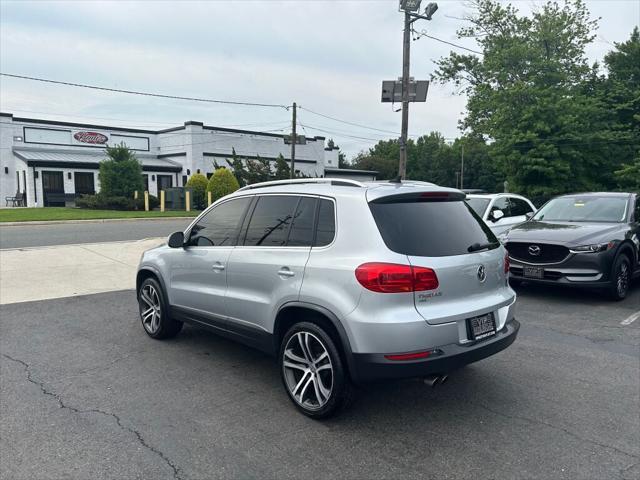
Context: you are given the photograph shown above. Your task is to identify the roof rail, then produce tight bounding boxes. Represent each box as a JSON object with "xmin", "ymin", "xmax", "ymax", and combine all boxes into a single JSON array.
[{"xmin": 237, "ymin": 178, "xmax": 366, "ymax": 192}]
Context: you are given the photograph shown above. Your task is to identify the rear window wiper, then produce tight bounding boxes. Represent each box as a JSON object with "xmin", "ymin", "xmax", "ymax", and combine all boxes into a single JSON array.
[{"xmin": 467, "ymin": 241, "xmax": 499, "ymax": 253}]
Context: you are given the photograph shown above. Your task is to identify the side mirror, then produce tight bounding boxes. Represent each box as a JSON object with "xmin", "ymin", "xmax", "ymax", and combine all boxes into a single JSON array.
[
  {"xmin": 525, "ymin": 212, "xmax": 534, "ymax": 220},
  {"xmin": 167, "ymin": 231, "xmax": 185, "ymax": 248},
  {"xmin": 491, "ymin": 209, "xmax": 505, "ymax": 222}
]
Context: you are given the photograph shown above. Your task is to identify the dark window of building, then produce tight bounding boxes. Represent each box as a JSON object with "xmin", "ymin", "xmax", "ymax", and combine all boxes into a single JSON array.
[
  {"xmin": 157, "ymin": 175, "xmax": 173, "ymax": 191},
  {"xmin": 74, "ymin": 172, "xmax": 95, "ymax": 195},
  {"xmin": 188, "ymin": 197, "xmax": 251, "ymax": 247},
  {"xmin": 143, "ymin": 175, "xmax": 149, "ymax": 192},
  {"xmin": 314, "ymin": 199, "xmax": 335, "ymax": 246},
  {"xmin": 509, "ymin": 198, "xmax": 534, "ymax": 216},
  {"xmin": 244, "ymin": 196, "xmax": 298, "ymax": 247},
  {"xmin": 288, "ymin": 197, "xmax": 317, "ymax": 247},
  {"xmin": 206, "ymin": 172, "xmax": 213, "ymax": 179},
  {"xmin": 15, "ymin": 172, "xmax": 20, "ymax": 191},
  {"xmin": 182, "ymin": 175, "xmax": 187, "ymax": 186}
]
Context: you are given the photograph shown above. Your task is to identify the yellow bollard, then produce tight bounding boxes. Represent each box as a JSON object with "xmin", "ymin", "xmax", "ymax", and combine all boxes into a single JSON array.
[
  {"xmin": 134, "ymin": 190, "xmax": 138, "ymax": 200},
  {"xmin": 207, "ymin": 191, "xmax": 212, "ymax": 207},
  {"xmin": 185, "ymin": 190, "xmax": 191, "ymax": 212},
  {"xmin": 144, "ymin": 191, "xmax": 149, "ymax": 211},
  {"xmin": 160, "ymin": 190, "xmax": 165, "ymax": 212}
]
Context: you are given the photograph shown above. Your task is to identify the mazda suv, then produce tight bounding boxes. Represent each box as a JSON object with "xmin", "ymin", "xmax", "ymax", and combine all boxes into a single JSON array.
[
  {"xmin": 136, "ymin": 179, "xmax": 519, "ymax": 418},
  {"xmin": 503, "ymin": 192, "xmax": 640, "ymax": 300}
]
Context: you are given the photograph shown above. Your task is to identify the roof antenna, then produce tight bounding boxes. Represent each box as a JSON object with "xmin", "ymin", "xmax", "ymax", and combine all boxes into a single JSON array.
[{"xmin": 389, "ymin": 175, "xmax": 402, "ymax": 184}]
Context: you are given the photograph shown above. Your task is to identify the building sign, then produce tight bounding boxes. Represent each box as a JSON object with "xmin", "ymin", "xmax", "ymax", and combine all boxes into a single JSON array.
[{"xmin": 73, "ymin": 131, "xmax": 108, "ymax": 144}]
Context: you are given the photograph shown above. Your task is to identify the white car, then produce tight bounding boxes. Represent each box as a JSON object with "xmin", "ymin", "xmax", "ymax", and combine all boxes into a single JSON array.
[{"xmin": 466, "ymin": 193, "xmax": 536, "ymax": 236}]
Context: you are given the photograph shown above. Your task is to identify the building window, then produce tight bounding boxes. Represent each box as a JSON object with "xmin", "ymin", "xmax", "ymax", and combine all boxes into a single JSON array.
[
  {"xmin": 182, "ymin": 175, "xmax": 188, "ymax": 186},
  {"xmin": 74, "ymin": 172, "xmax": 95, "ymax": 195},
  {"xmin": 157, "ymin": 175, "xmax": 173, "ymax": 191},
  {"xmin": 143, "ymin": 174, "xmax": 149, "ymax": 192}
]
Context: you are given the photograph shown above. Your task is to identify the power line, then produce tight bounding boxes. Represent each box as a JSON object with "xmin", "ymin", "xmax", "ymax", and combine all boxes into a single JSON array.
[
  {"xmin": 0, "ymin": 73, "xmax": 290, "ymax": 110},
  {"xmin": 298, "ymin": 106, "xmax": 402, "ymax": 136},
  {"xmin": 413, "ymin": 30, "xmax": 483, "ymax": 55},
  {"xmin": 298, "ymin": 123, "xmax": 386, "ymax": 143}
]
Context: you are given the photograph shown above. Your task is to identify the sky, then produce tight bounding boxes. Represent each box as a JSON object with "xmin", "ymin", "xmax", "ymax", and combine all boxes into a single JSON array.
[{"xmin": 0, "ymin": 0, "xmax": 638, "ymax": 159}]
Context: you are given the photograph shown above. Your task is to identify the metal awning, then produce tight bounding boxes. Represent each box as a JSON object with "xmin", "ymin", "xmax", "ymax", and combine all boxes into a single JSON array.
[{"xmin": 13, "ymin": 148, "xmax": 182, "ymax": 172}]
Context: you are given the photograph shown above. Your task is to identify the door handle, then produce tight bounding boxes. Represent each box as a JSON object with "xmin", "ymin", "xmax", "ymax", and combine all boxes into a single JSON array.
[
  {"xmin": 212, "ymin": 263, "xmax": 225, "ymax": 271},
  {"xmin": 277, "ymin": 268, "xmax": 295, "ymax": 277}
]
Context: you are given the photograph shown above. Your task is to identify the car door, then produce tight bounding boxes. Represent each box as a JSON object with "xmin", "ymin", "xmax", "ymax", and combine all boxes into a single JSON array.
[
  {"xmin": 225, "ymin": 194, "xmax": 316, "ymax": 336},
  {"xmin": 169, "ymin": 196, "xmax": 252, "ymax": 325},
  {"xmin": 632, "ymin": 195, "xmax": 640, "ymax": 270}
]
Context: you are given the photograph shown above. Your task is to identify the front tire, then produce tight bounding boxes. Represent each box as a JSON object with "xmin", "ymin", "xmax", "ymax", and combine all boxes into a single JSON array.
[
  {"xmin": 279, "ymin": 322, "xmax": 352, "ymax": 419},
  {"xmin": 608, "ymin": 254, "xmax": 631, "ymax": 301},
  {"xmin": 138, "ymin": 277, "xmax": 183, "ymax": 339}
]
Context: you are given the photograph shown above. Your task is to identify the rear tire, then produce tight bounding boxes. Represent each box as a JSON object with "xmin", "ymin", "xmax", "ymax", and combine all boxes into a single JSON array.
[
  {"xmin": 138, "ymin": 277, "xmax": 183, "ymax": 339},
  {"xmin": 279, "ymin": 322, "xmax": 353, "ymax": 419},
  {"xmin": 608, "ymin": 254, "xmax": 631, "ymax": 301}
]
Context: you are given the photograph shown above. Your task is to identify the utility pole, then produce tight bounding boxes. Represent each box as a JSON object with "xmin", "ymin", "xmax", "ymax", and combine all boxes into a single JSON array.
[
  {"xmin": 460, "ymin": 142, "xmax": 464, "ymax": 191},
  {"xmin": 399, "ymin": 11, "xmax": 411, "ymax": 180},
  {"xmin": 290, "ymin": 102, "xmax": 297, "ymax": 179}
]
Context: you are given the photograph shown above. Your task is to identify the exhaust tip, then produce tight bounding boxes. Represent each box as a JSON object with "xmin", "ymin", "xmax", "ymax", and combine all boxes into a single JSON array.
[
  {"xmin": 423, "ymin": 374, "xmax": 443, "ymax": 387},
  {"xmin": 438, "ymin": 375, "xmax": 448, "ymax": 385}
]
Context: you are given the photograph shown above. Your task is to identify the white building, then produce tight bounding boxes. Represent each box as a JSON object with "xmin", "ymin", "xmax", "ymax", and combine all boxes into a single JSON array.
[{"xmin": 0, "ymin": 112, "xmax": 376, "ymax": 207}]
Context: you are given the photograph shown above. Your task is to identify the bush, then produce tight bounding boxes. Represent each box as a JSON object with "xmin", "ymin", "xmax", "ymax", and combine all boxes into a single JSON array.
[
  {"xmin": 186, "ymin": 173, "xmax": 209, "ymax": 209},
  {"xmin": 207, "ymin": 168, "xmax": 240, "ymax": 202},
  {"xmin": 76, "ymin": 193, "xmax": 159, "ymax": 211},
  {"xmin": 98, "ymin": 143, "xmax": 144, "ymax": 197}
]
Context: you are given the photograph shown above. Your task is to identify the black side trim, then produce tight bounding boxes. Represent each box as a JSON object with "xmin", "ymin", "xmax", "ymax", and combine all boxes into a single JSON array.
[
  {"xmin": 203, "ymin": 152, "xmax": 316, "ymax": 164},
  {"xmin": 171, "ymin": 305, "xmax": 274, "ymax": 355}
]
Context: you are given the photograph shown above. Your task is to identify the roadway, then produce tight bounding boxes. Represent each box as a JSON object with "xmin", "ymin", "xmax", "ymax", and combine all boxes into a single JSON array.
[
  {"xmin": 0, "ymin": 218, "xmax": 193, "ymax": 249},
  {"xmin": 1, "ymin": 283, "xmax": 638, "ymax": 480}
]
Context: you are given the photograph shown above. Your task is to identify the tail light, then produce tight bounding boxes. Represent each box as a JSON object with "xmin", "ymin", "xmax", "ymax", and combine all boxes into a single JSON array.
[
  {"xmin": 355, "ymin": 263, "xmax": 439, "ymax": 293},
  {"xmin": 504, "ymin": 251, "xmax": 510, "ymax": 274}
]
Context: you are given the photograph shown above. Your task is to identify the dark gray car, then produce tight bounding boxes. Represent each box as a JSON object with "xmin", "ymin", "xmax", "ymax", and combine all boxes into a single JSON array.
[{"xmin": 503, "ymin": 192, "xmax": 640, "ymax": 300}]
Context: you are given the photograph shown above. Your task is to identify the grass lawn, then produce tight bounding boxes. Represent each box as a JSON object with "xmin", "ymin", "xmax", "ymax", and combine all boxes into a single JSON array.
[{"xmin": 0, "ymin": 207, "xmax": 200, "ymax": 223}]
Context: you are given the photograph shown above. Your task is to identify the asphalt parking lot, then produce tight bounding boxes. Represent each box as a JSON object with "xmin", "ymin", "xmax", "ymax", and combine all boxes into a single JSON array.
[{"xmin": 1, "ymin": 283, "xmax": 638, "ymax": 480}]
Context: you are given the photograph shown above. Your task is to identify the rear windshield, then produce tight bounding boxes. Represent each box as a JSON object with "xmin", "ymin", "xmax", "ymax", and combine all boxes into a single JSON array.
[{"xmin": 369, "ymin": 199, "xmax": 498, "ymax": 257}]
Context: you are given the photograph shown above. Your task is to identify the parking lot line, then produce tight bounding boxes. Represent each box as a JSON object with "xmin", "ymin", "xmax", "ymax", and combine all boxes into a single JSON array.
[{"xmin": 620, "ymin": 311, "xmax": 640, "ymax": 326}]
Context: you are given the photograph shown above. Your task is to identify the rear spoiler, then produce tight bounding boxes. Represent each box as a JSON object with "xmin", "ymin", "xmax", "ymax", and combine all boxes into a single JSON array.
[{"xmin": 369, "ymin": 190, "xmax": 466, "ymax": 204}]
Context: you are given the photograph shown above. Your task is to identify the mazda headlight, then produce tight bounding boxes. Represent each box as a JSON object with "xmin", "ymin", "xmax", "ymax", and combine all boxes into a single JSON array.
[{"xmin": 569, "ymin": 242, "xmax": 614, "ymax": 253}]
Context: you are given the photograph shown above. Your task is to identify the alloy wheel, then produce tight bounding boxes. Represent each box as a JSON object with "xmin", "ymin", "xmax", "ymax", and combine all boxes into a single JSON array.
[
  {"xmin": 617, "ymin": 261, "xmax": 629, "ymax": 297},
  {"xmin": 140, "ymin": 284, "xmax": 162, "ymax": 334},
  {"xmin": 282, "ymin": 331, "xmax": 334, "ymax": 410}
]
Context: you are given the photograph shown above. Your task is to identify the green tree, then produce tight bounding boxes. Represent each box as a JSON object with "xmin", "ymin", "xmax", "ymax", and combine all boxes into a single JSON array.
[
  {"xmin": 98, "ymin": 142, "xmax": 144, "ymax": 197},
  {"xmin": 615, "ymin": 158, "xmax": 640, "ymax": 191},
  {"xmin": 225, "ymin": 149, "xmax": 248, "ymax": 187},
  {"xmin": 432, "ymin": 0, "xmax": 613, "ymax": 198},
  {"xmin": 274, "ymin": 154, "xmax": 291, "ymax": 180},
  {"xmin": 185, "ymin": 173, "xmax": 209, "ymax": 209},
  {"xmin": 207, "ymin": 168, "xmax": 240, "ymax": 202}
]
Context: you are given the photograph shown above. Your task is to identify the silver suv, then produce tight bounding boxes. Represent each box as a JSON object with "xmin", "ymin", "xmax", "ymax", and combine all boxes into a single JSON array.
[{"xmin": 136, "ymin": 179, "xmax": 519, "ymax": 418}]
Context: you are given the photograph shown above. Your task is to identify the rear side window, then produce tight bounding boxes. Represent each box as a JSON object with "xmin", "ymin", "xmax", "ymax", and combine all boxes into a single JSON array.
[
  {"xmin": 244, "ymin": 196, "xmax": 298, "ymax": 246},
  {"xmin": 314, "ymin": 199, "xmax": 335, "ymax": 246},
  {"xmin": 510, "ymin": 198, "xmax": 534, "ymax": 216},
  {"xmin": 288, "ymin": 197, "xmax": 317, "ymax": 247},
  {"xmin": 189, "ymin": 197, "xmax": 251, "ymax": 247},
  {"xmin": 369, "ymin": 199, "xmax": 498, "ymax": 257}
]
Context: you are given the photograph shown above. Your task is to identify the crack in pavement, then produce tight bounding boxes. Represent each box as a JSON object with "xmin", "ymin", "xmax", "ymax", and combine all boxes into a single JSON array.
[
  {"xmin": 620, "ymin": 461, "xmax": 638, "ymax": 479},
  {"xmin": 1, "ymin": 353, "xmax": 183, "ymax": 480},
  {"xmin": 471, "ymin": 400, "xmax": 639, "ymax": 472}
]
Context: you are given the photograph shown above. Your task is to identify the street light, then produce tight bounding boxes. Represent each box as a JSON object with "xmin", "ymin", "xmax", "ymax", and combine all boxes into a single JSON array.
[{"xmin": 424, "ymin": 2, "xmax": 438, "ymax": 20}]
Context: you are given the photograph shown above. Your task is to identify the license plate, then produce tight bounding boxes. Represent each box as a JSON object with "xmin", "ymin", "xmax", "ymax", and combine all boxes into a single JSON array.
[
  {"xmin": 467, "ymin": 313, "xmax": 497, "ymax": 340},
  {"xmin": 523, "ymin": 266, "xmax": 544, "ymax": 279}
]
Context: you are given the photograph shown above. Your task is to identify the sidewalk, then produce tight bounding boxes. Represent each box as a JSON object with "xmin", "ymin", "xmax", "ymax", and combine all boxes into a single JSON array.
[{"xmin": 0, "ymin": 238, "xmax": 164, "ymax": 304}]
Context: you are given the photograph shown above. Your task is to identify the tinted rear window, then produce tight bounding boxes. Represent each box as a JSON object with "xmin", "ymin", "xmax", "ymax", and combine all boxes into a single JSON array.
[{"xmin": 369, "ymin": 199, "xmax": 498, "ymax": 257}]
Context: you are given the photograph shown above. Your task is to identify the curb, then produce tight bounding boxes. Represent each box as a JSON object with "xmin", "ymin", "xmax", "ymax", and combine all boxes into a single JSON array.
[{"xmin": 0, "ymin": 216, "xmax": 196, "ymax": 227}]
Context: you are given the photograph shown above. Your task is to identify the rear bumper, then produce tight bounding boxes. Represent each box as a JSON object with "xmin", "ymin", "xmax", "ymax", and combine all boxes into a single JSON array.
[{"xmin": 350, "ymin": 319, "xmax": 520, "ymax": 383}]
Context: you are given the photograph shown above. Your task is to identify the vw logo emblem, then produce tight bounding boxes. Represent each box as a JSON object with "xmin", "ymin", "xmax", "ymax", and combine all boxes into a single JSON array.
[
  {"xmin": 528, "ymin": 245, "xmax": 541, "ymax": 256},
  {"xmin": 477, "ymin": 265, "xmax": 486, "ymax": 283}
]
